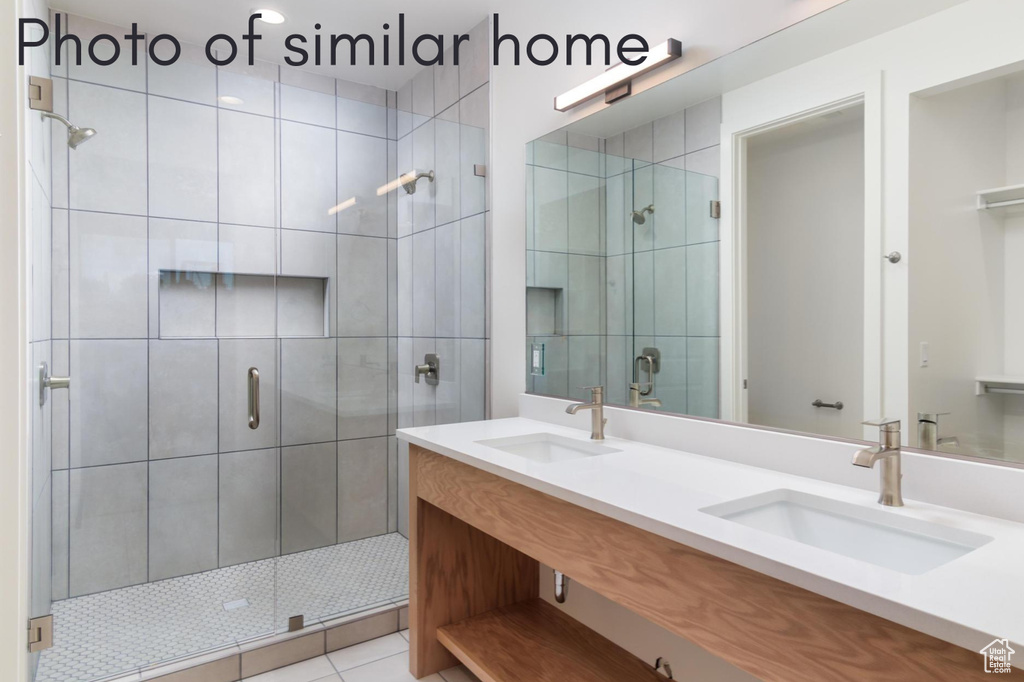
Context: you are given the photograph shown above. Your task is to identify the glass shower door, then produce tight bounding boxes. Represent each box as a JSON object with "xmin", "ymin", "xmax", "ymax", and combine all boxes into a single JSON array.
[{"xmin": 36, "ymin": 214, "xmax": 282, "ymax": 682}]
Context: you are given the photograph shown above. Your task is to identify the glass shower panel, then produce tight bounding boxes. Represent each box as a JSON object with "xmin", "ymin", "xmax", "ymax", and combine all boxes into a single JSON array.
[
  {"xmin": 629, "ymin": 162, "xmax": 720, "ymax": 418},
  {"xmin": 39, "ymin": 215, "xmax": 281, "ymax": 682}
]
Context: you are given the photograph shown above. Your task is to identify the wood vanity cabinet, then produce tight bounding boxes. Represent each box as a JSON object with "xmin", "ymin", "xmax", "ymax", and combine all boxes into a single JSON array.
[{"xmin": 408, "ymin": 445, "xmax": 1010, "ymax": 681}]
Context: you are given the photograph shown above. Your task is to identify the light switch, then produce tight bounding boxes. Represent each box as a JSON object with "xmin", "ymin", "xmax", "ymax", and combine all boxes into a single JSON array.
[
  {"xmin": 531, "ymin": 343, "xmax": 545, "ymax": 376},
  {"xmin": 920, "ymin": 342, "xmax": 929, "ymax": 368}
]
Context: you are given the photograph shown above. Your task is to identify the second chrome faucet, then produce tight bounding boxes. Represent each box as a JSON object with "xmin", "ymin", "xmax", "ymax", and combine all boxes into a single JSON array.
[{"xmin": 566, "ymin": 386, "xmax": 607, "ymax": 440}]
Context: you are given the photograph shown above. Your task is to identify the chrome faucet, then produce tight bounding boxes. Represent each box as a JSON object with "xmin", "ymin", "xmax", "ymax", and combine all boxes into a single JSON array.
[
  {"xmin": 917, "ymin": 412, "xmax": 959, "ymax": 451},
  {"xmin": 566, "ymin": 386, "xmax": 607, "ymax": 440},
  {"xmin": 852, "ymin": 419, "xmax": 903, "ymax": 507},
  {"xmin": 628, "ymin": 383, "xmax": 662, "ymax": 408}
]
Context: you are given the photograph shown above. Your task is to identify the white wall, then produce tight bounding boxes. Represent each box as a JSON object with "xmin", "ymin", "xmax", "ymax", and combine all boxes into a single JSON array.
[
  {"xmin": 908, "ymin": 79, "xmax": 1008, "ymax": 457},
  {"xmin": 746, "ymin": 109, "xmax": 865, "ymax": 440}
]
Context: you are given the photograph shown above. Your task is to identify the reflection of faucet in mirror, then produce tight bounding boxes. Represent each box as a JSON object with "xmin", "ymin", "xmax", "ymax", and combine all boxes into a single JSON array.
[{"xmin": 918, "ymin": 412, "xmax": 959, "ymax": 451}]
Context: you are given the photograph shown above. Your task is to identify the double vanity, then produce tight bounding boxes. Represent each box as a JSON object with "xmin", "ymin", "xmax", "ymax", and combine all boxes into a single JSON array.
[{"xmin": 398, "ymin": 397, "xmax": 1024, "ymax": 681}]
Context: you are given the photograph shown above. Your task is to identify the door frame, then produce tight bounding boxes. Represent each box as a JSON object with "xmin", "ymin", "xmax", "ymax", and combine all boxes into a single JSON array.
[{"xmin": 719, "ymin": 73, "xmax": 884, "ymax": 440}]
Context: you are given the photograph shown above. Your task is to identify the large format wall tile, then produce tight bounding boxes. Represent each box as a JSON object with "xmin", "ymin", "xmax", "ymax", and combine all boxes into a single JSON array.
[
  {"xmin": 149, "ymin": 455, "xmax": 218, "ymax": 581},
  {"xmin": 65, "ymin": 15, "xmax": 147, "ymax": 91},
  {"xmin": 460, "ymin": 214, "xmax": 486, "ymax": 339},
  {"xmin": 149, "ymin": 218, "xmax": 218, "ymax": 338},
  {"xmin": 653, "ymin": 247, "xmax": 687, "ymax": 337},
  {"xmin": 338, "ymin": 437, "xmax": 388, "ymax": 542},
  {"xmin": 337, "ymin": 132, "xmax": 388, "ymax": 237},
  {"xmin": 70, "ymin": 340, "xmax": 148, "ymax": 467},
  {"xmin": 148, "ymin": 96, "xmax": 217, "ymax": 222},
  {"xmin": 282, "ymin": 121, "xmax": 337, "ymax": 233},
  {"xmin": 412, "ymin": 120, "xmax": 435, "ymax": 231},
  {"xmin": 149, "ymin": 340, "xmax": 218, "ymax": 459},
  {"xmin": 219, "ymin": 339, "xmax": 278, "ymax": 452},
  {"xmin": 282, "ymin": 442, "xmax": 337, "ymax": 554},
  {"xmin": 281, "ymin": 83, "xmax": 336, "ymax": 128},
  {"xmin": 337, "ymin": 338, "xmax": 389, "ymax": 440},
  {"xmin": 68, "ymin": 81, "xmax": 147, "ymax": 215},
  {"xmin": 69, "ymin": 462, "xmax": 148, "ymax": 596},
  {"xmin": 434, "ymin": 222, "xmax": 459, "ymax": 339},
  {"xmin": 148, "ymin": 42, "xmax": 216, "ymax": 105},
  {"xmin": 219, "ymin": 448, "xmax": 279, "ymax": 566},
  {"xmin": 281, "ymin": 338, "xmax": 337, "ymax": 446},
  {"xmin": 434, "ymin": 117, "xmax": 461, "ymax": 227},
  {"xmin": 69, "ymin": 211, "xmax": 148, "ymax": 338},
  {"xmin": 219, "ymin": 109, "xmax": 277, "ymax": 228},
  {"xmin": 337, "ymin": 96, "xmax": 388, "ymax": 138},
  {"xmin": 337, "ymin": 235, "xmax": 387, "ymax": 336},
  {"xmin": 412, "ymin": 230, "xmax": 435, "ymax": 338},
  {"xmin": 281, "ymin": 229, "xmax": 336, "ymax": 335}
]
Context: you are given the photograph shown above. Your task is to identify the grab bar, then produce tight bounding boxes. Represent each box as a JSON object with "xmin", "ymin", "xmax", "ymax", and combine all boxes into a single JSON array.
[
  {"xmin": 248, "ymin": 367, "xmax": 260, "ymax": 430},
  {"xmin": 812, "ymin": 398, "xmax": 844, "ymax": 410}
]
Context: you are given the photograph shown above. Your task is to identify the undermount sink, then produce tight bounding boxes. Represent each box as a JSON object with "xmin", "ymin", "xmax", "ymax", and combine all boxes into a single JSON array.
[
  {"xmin": 476, "ymin": 433, "xmax": 622, "ymax": 464},
  {"xmin": 701, "ymin": 489, "xmax": 993, "ymax": 575}
]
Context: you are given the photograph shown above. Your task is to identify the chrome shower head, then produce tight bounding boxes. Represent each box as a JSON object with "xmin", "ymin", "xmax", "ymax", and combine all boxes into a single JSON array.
[
  {"xmin": 402, "ymin": 170, "xmax": 435, "ymax": 195},
  {"xmin": 43, "ymin": 112, "xmax": 97, "ymax": 149},
  {"xmin": 631, "ymin": 204, "xmax": 655, "ymax": 225}
]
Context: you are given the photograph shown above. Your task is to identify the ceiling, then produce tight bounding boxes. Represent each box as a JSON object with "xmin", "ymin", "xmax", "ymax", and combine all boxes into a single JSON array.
[{"xmin": 50, "ymin": 0, "xmax": 496, "ymax": 90}]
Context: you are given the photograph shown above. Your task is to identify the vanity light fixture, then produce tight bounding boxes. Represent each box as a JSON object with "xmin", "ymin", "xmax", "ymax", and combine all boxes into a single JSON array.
[
  {"xmin": 554, "ymin": 39, "xmax": 682, "ymax": 112},
  {"xmin": 218, "ymin": 95, "xmax": 245, "ymax": 106},
  {"xmin": 252, "ymin": 8, "xmax": 286, "ymax": 24}
]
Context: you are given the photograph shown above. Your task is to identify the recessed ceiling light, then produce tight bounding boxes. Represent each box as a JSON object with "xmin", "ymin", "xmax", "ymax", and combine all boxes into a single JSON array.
[
  {"xmin": 252, "ymin": 8, "xmax": 286, "ymax": 24},
  {"xmin": 218, "ymin": 95, "xmax": 245, "ymax": 106}
]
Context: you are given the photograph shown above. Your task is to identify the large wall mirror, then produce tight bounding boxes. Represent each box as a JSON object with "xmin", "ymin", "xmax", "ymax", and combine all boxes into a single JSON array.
[{"xmin": 524, "ymin": 0, "xmax": 1024, "ymax": 468}]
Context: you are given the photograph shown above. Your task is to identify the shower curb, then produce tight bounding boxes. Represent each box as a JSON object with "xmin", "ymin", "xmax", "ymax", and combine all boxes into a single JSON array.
[{"xmin": 97, "ymin": 600, "xmax": 408, "ymax": 682}]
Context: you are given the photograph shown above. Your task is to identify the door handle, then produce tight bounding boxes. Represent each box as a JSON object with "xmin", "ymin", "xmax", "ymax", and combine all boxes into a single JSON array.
[{"xmin": 248, "ymin": 367, "xmax": 260, "ymax": 430}]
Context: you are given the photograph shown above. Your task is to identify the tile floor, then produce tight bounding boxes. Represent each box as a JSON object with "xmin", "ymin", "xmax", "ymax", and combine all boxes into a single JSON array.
[
  {"xmin": 244, "ymin": 631, "xmax": 480, "ymax": 682},
  {"xmin": 37, "ymin": 534, "xmax": 409, "ymax": 682}
]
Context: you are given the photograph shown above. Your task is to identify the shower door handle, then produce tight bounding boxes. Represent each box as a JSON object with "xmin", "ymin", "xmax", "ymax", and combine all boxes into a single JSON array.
[{"xmin": 248, "ymin": 367, "xmax": 260, "ymax": 430}]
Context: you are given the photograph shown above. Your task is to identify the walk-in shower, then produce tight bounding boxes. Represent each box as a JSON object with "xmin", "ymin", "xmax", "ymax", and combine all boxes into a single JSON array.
[{"xmin": 22, "ymin": 9, "xmax": 491, "ymax": 682}]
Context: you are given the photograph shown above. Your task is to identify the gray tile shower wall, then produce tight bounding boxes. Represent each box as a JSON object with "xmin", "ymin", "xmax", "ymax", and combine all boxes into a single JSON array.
[
  {"xmin": 526, "ymin": 98, "xmax": 720, "ymax": 416},
  {"xmin": 395, "ymin": 18, "xmax": 491, "ymax": 537},
  {"xmin": 43, "ymin": 11, "xmax": 488, "ymax": 599}
]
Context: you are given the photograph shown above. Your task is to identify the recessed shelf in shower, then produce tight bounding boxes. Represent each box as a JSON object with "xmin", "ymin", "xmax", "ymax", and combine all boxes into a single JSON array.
[{"xmin": 158, "ymin": 270, "xmax": 329, "ymax": 339}]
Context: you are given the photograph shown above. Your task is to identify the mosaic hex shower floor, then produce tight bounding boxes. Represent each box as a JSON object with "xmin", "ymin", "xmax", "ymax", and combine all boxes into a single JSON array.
[{"xmin": 35, "ymin": 533, "xmax": 409, "ymax": 682}]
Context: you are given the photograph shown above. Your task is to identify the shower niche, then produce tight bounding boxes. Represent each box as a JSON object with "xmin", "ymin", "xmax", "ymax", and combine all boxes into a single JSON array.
[{"xmin": 159, "ymin": 270, "xmax": 330, "ymax": 338}]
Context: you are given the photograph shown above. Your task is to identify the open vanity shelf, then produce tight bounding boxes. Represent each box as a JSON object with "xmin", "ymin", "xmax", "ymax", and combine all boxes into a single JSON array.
[
  {"xmin": 436, "ymin": 599, "xmax": 664, "ymax": 682},
  {"xmin": 976, "ymin": 183, "xmax": 1024, "ymax": 214},
  {"xmin": 408, "ymin": 444, "xmax": 993, "ymax": 681}
]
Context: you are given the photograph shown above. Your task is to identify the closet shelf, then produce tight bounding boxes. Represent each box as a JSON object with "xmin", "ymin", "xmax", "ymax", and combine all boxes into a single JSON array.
[
  {"xmin": 436, "ymin": 599, "xmax": 665, "ymax": 682},
  {"xmin": 976, "ymin": 184, "xmax": 1024, "ymax": 214},
  {"xmin": 975, "ymin": 375, "xmax": 1024, "ymax": 396}
]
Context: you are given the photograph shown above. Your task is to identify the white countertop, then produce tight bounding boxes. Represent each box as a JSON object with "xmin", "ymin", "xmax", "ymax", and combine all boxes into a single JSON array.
[{"xmin": 398, "ymin": 417, "xmax": 1024, "ymax": 654}]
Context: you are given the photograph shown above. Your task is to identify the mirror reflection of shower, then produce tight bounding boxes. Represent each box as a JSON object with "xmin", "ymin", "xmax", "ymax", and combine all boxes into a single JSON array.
[
  {"xmin": 402, "ymin": 170, "xmax": 435, "ymax": 194},
  {"xmin": 631, "ymin": 204, "xmax": 655, "ymax": 225},
  {"xmin": 42, "ymin": 112, "xmax": 96, "ymax": 149}
]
